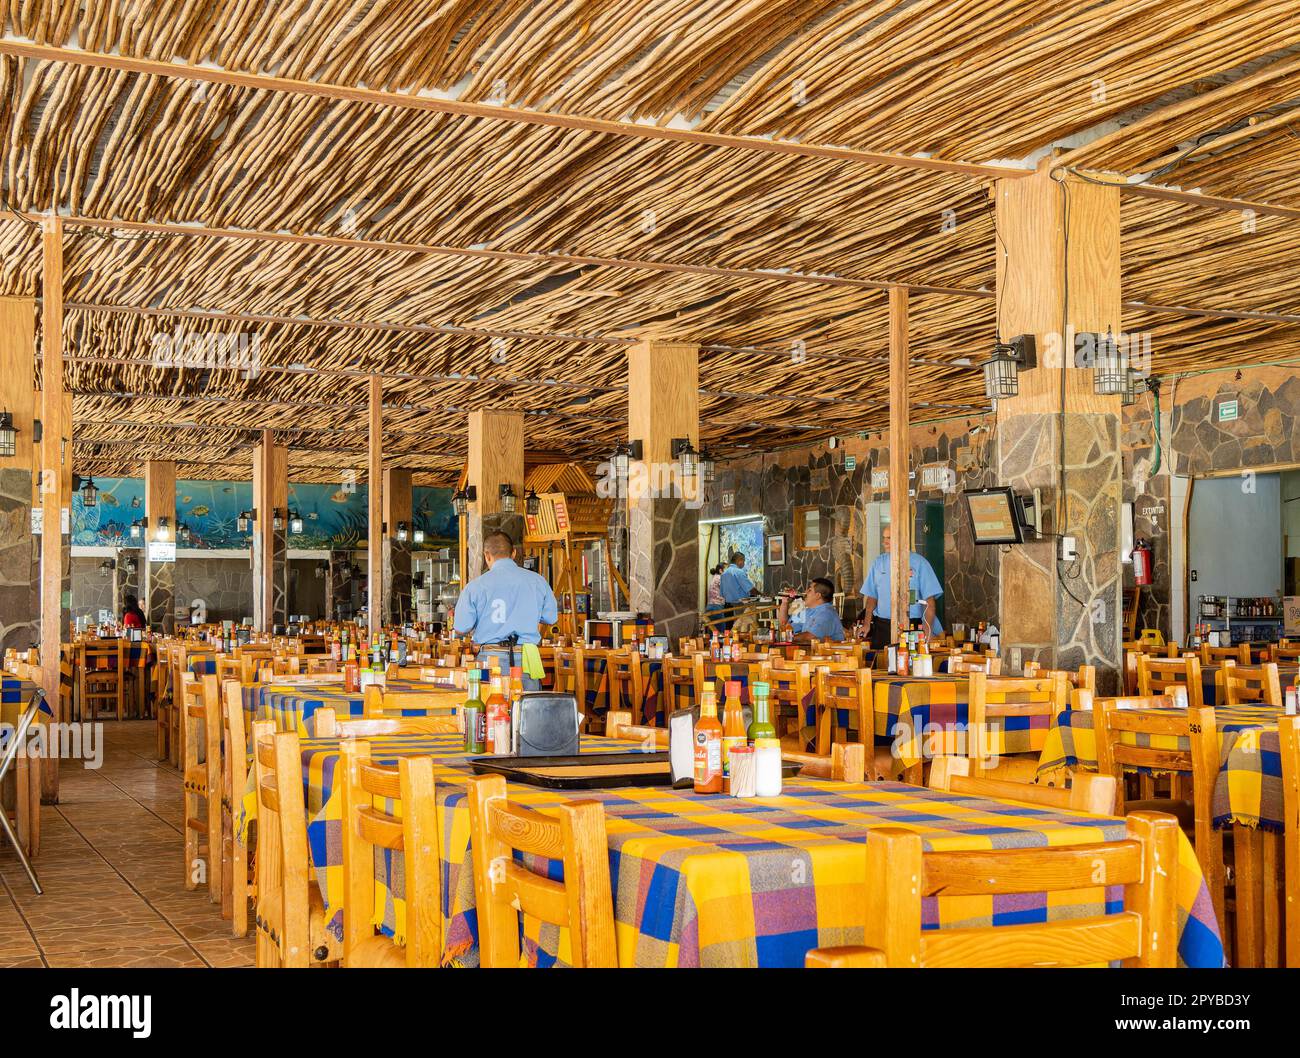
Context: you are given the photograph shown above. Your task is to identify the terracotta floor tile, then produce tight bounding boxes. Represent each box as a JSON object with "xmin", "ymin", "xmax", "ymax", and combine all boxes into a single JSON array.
[
  {"xmin": 46, "ymin": 943, "xmax": 205, "ymax": 968},
  {"xmin": 192, "ymin": 938, "xmax": 256, "ymax": 968}
]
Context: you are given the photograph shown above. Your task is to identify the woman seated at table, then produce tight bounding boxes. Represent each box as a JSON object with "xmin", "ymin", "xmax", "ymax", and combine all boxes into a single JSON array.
[
  {"xmin": 776, "ymin": 578, "xmax": 845, "ymax": 643},
  {"xmin": 121, "ymin": 594, "xmax": 147, "ymax": 630}
]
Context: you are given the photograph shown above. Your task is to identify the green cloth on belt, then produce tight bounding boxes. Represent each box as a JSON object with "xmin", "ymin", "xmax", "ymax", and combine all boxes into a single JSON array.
[{"xmin": 521, "ymin": 642, "xmax": 545, "ymax": 680}]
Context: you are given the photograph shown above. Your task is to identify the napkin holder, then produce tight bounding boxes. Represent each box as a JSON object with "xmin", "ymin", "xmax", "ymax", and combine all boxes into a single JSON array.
[
  {"xmin": 667, "ymin": 702, "xmax": 753, "ymax": 788},
  {"xmin": 512, "ymin": 691, "xmax": 580, "ymax": 757}
]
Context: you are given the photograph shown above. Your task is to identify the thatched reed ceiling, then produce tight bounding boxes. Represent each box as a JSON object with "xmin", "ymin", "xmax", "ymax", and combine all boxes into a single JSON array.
[{"xmin": 0, "ymin": 1, "xmax": 1297, "ymax": 485}]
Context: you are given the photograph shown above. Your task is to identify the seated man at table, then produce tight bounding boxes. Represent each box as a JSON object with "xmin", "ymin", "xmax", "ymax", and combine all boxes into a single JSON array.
[
  {"xmin": 453, "ymin": 530, "xmax": 557, "ymax": 689},
  {"xmin": 777, "ymin": 578, "xmax": 845, "ymax": 643},
  {"xmin": 718, "ymin": 551, "xmax": 758, "ymax": 630}
]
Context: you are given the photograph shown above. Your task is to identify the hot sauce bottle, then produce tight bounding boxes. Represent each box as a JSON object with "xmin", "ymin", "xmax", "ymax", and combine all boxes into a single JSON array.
[
  {"xmin": 693, "ymin": 682, "xmax": 723, "ymax": 794},
  {"xmin": 484, "ymin": 676, "xmax": 509, "ymax": 755},
  {"xmin": 720, "ymin": 680, "xmax": 747, "ymax": 794}
]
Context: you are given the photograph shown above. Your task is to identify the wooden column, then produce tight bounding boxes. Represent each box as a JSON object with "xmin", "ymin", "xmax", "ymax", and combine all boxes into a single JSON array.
[
  {"xmin": 0, "ymin": 297, "xmax": 38, "ymax": 653},
  {"xmin": 383, "ymin": 467, "xmax": 413, "ymax": 625},
  {"xmin": 995, "ymin": 164, "xmax": 1123, "ymax": 686},
  {"xmin": 367, "ymin": 376, "xmax": 382, "ymax": 635},
  {"xmin": 626, "ymin": 341, "xmax": 700, "ymax": 643},
  {"xmin": 888, "ymin": 287, "xmax": 911, "ymax": 642},
  {"xmin": 251, "ymin": 431, "xmax": 287, "ymax": 631},
  {"xmin": 465, "ymin": 410, "xmax": 525, "ymax": 580},
  {"xmin": 143, "ymin": 460, "xmax": 176, "ymax": 632}
]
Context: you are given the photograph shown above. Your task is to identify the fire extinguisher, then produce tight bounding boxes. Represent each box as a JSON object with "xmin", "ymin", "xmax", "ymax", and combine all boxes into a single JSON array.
[{"xmin": 1132, "ymin": 539, "xmax": 1154, "ymax": 586}]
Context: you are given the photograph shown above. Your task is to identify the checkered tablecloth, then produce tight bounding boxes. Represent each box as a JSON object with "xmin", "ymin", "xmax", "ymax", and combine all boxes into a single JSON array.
[
  {"xmin": 253, "ymin": 730, "xmax": 1224, "ymax": 969},
  {"xmin": 861, "ymin": 676, "xmax": 1053, "ymax": 771},
  {"xmin": 1, "ymin": 674, "xmax": 46, "ymax": 728},
  {"xmin": 187, "ymin": 653, "xmax": 218, "ymax": 677},
  {"xmin": 1037, "ymin": 704, "xmax": 1285, "ymax": 831},
  {"xmin": 240, "ymin": 678, "xmax": 463, "ymax": 735}
]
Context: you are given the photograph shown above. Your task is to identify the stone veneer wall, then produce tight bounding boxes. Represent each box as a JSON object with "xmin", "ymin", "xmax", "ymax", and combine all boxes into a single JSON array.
[
  {"xmin": 0, "ymin": 467, "xmax": 38, "ymax": 650},
  {"xmin": 703, "ymin": 420, "xmax": 1001, "ymax": 632},
  {"xmin": 70, "ymin": 556, "xmax": 115, "ymax": 625},
  {"xmin": 72, "ymin": 556, "xmax": 257, "ymax": 626}
]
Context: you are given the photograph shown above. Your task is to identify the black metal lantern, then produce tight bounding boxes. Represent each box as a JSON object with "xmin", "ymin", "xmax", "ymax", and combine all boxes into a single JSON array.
[
  {"xmin": 271, "ymin": 508, "xmax": 284, "ymax": 532},
  {"xmin": 98, "ymin": 559, "xmax": 115, "ymax": 579},
  {"xmin": 612, "ymin": 440, "xmax": 643, "ymax": 478},
  {"xmin": 129, "ymin": 517, "xmax": 146, "ymax": 541},
  {"xmin": 499, "ymin": 483, "xmax": 517, "ymax": 514},
  {"xmin": 314, "ymin": 560, "xmax": 328, "ymax": 580},
  {"xmin": 289, "ymin": 509, "xmax": 304, "ymax": 534},
  {"xmin": 699, "ymin": 450, "xmax": 716, "ymax": 484},
  {"xmin": 154, "ymin": 516, "xmax": 171, "ymax": 542},
  {"xmin": 452, "ymin": 485, "xmax": 477, "ymax": 517},
  {"xmin": 0, "ymin": 411, "xmax": 16, "ymax": 457},
  {"xmin": 525, "ymin": 488, "xmax": 541, "ymax": 516},
  {"xmin": 125, "ymin": 556, "xmax": 138, "ymax": 576},
  {"xmin": 1122, "ymin": 367, "xmax": 1144, "ymax": 407},
  {"xmin": 237, "ymin": 509, "xmax": 255, "ymax": 533},
  {"xmin": 177, "ymin": 521, "xmax": 191, "ymax": 545},
  {"xmin": 395, "ymin": 521, "xmax": 409, "ymax": 542},
  {"xmin": 1082, "ymin": 330, "xmax": 1127, "ymax": 396},
  {"xmin": 982, "ymin": 334, "xmax": 1037, "ymax": 401},
  {"xmin": 672, "ymin": 438, "xmax": 699, "ymax": 480},
  {"xmin": 80, "ymin": 475, "xmax": 99, "ymax": 508},
  {"xmin": 412, "ymin": 525, "xmax": 426, "ymax": 544}
]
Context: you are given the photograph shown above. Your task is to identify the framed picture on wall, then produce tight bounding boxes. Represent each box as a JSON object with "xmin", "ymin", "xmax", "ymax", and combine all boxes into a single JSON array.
[{"xmin": 766, "ymin": 534, "xmax": 786, "ymax": 566}]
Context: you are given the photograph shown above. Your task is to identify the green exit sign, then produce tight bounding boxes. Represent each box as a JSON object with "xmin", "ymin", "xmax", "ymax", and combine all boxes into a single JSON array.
[
  {"xmin": 1217, "ymin": 399, "xmax": 1239, "ymax": 423},
  {"xmin": 844, "ymin": 455, "xmax": 856, "ymax": 471}
]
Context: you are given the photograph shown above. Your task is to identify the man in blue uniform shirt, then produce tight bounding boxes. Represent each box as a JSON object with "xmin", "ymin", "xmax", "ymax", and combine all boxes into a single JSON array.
[
  {"xmin": 453, "ymin": 531, "xmax": 558, "ymax": 688},
  {"xmin": 777, "ymin": 577, "xmax": 844, "ymax": 642},
  {"xmin": 858, "ymin": 524, "xmax": 943, "ymax": 649},
  {"xmin": 718, "ymin": 551, "xmax": 758, "ymax": 631}
]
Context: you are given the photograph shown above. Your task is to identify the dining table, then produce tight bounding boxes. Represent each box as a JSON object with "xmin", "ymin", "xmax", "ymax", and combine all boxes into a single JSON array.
[
  {"xmin": 239, "ymin": 677, "xmax": 465, "ymax": 735},
  {"xmin": 243, "ymin": 731, "xmax": 1226, "ymax": 969}
]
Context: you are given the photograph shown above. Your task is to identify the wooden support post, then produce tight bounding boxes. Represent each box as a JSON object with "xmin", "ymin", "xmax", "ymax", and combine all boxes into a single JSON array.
[
  {"xmin": 367, "ymin": 376, "xmax": 382, "ymax": 636},
  {"xmin": 143, "ymin": 460, "xmax": 176, "ymax": 632},
  {"xmin": 888, "ymin": 287, "xmax": 911, "ymax": 643},
  {"xmin": 252, "ymin": 431, "xmax": 287, "ymax": 631},
  {"xmin": 382, "ymin": 467, "xmax": 413, "ymax": 625},
  {"xmin": 465, "ymin": 410, "xmax": 525, "ymax": 580},
  {"xmin": 0, "ymin": 298, "xmax": 38, "ymax": 654}
]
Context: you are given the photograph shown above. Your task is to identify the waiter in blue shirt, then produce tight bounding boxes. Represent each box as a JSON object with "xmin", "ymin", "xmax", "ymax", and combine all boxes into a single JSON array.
[
  {"xmin": 858, "ymin": 524, "xmax": 943, "ymax": 649},
  {"xmin": 718, "ymin": 551, "xmax": 757, "ymax": 630},
  {"xmin": 777, "ymin": 577, "xmax": 844, "ymax": 642},
  {"xmin": 453, "ymin": 531, "xmax": 558, "ymax": 688}
]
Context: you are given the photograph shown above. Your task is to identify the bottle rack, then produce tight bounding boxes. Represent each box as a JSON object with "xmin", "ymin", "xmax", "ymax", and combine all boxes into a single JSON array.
[{"xmin": 1196, "ymin": 595, "xmax": 1283, "ymax": 645}]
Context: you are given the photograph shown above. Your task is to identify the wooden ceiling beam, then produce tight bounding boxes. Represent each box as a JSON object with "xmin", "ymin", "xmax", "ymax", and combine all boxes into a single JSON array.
[{"xmin": 0, "ymin": 41, "xmax": 1027, "ymax": 181}]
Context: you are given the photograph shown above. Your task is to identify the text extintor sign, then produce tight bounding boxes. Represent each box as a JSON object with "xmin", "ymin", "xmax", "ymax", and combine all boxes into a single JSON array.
[
  {"xmin": 148, "ymin": 541, "xmax": 176, "ymax": 563},
  {"xmin": 1217, "ymin": 399, "xmax": 1240, "ymax": 423}
]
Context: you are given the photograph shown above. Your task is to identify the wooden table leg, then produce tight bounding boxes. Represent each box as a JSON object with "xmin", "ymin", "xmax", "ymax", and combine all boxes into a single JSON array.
[
  {"xmin": 1262, "ymin": 829, "xmax": 1282, "ymax": 968},
  {"xmin": 815, "ymin": 703, "xmax": 832, "ymax": 756},
  {"xmin": 1234, "ymin": 823, "xmax": 1264, "ymax": 968}
]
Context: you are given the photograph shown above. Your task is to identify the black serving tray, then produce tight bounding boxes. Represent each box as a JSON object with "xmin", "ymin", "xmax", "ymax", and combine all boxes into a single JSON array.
[{"xmin": 468, "ymin": 751, "xmax": 803, "ymax": 790}]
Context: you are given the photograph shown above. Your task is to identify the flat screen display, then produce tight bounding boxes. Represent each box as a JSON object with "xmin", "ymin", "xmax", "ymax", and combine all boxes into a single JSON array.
[{"xmin": 964, "ymin": 487, "xmax": 1023, "ymax": 545}]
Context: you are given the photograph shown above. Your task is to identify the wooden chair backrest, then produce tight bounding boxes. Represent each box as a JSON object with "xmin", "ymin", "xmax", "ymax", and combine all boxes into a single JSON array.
[
  {"xmin": 813, "ymin": 812, "xmax": 1178, "ymax": 967},
  {"xmin": 1023, "ymin": 661, "xmax": 1096, "ymax": 693},
  {"xmin": 268, "ymin": 729, "xmax": 314, "ymax": 966},
  {"xmin": 813, "ymin": 667, "xmax": 872, "ymax": 731},
  {"xmin": 1270, "ymin": 643, "xmax": 1300, "ymax": 665},
  {"xmin": 606, "ymin": 710, "xmax": 668, "ymax": 749},
  {"xmin": 1279, "ymin": 715, "xmax": 1300, "ymax": 969},
  {"xmin": 1218, "ymin": 660, "xmax": 1283, "ymax": 706},
  {"xmin": 1136, "ymin": 654, "xmax": 1204, "ymax": 707},
  {"xmin": 466, "ymin": 774, "xmax": 617, "ymax": 968},
  {"xmin": 929, "ymin": 755, "xmax": 1116, "ymax": 815},
  {"xmin": 966, "ymin": 672, "xmax": 1068, "ymax": 771},
  {"xmin": 1200, "ymin": 642, "xmax": 1251, "ymax": 666},
  {"xmin": 216, "ymin": 656, "xmax": 241, "ymax": 684},
  {"xmin": 250, "ymin": 720, "xmax": 283, "ymax": 965},
  {"xmin": 306, "ymin": 656, "xmax": 338, "ymax": 674},
  {"xmin": 948, "ymin": 653, "xmax": 1002, "ymax": 675},
  {"xmin": 663, "ymin": 655, "xmax": 702, "ymax": 712},
  {"xmin": 338, "ymin": 740, "xmax": 441, "ymax": 967},
  {"xmin": 553, "ymin": 647, "xmax": 586, "ymax": 706},
  {"xmin": 80, "ymin": 638, "xmax": 124, "ymax": 672},
  {"xmin": 605, "ymin": 650, "xmax": 644, "ymax": 712},
  {"xmin": 782, "ymin": 742, "xmax": 865, "ymax": 783},
  {"xmin": 222, "ymin": 679, "xmax": 248, "ymax": 826},
  {"xmin": 182, "ymin": 674, "xmax": 220, "ymax": 783}
]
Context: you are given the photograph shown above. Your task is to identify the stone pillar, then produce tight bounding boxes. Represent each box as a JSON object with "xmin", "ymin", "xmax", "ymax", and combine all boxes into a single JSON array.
[
  {"xmin": 252, "ymin": 433, "xmax": 287, "ymax": 631},
  {"xmin": 112, "ymin": 547, "xmax": 141, "ymax": 616},
  {"xmin": 326, "ymin": 549, "xmax": 354, "ymax": 621},
  {"xmin": 626, "ymin": 341, "xmax": 700, "ymax": 644},
  {"xmin": 144, "ymin": 460, "xmax": 176, "ymax": 633},
  {"xmin": 0, "ymin": 298, "xmax": 38, "ymax": 651},
  {"xmin": 465, "ymin": 410, "xmax": 525, "ymax": 580},
  {"xmin": 383, "ymin": 467, "xmax": 413, "ymax": 625},
  {"xmin": 995, "ymin": 167, "xmax": 1123, "ymax": 690}
]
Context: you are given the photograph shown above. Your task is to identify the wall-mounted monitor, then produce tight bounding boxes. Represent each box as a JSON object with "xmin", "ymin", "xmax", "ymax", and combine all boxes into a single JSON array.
[{"xmin": 964, "ymin": 487, "xmax": 1025, "ymax": 545}]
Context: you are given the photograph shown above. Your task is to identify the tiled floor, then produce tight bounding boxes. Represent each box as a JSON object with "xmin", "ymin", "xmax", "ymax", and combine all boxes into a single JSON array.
[{"xmin": 0, "ymin": 720, "xmax": 254, "ymax": 967}]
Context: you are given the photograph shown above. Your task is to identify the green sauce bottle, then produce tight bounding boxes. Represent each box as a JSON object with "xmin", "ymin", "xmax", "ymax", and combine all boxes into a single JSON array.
[
  {"xmin": 747, "ymin": 681, "xmax": 777, "ymax": 742},
  {"xmin": 463, "ymin": 668, "xmax": 486, "ymax": 753}
]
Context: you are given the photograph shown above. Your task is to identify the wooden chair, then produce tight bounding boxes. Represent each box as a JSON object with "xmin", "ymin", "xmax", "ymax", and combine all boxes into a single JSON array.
[
  {"xmin": 929, "ymin": 755, "xmax": 1116, "ymax": 815},
  {"xmin": 663, "ymin": 655, "xmax": 701, "ymax": 716},
  {"xmin": 153, "ymin": 648, "xmax": 173, "ymax": 758},
  {"xmin": 306, "ymin": 656, "xmax": 338, "ymax": 674},
  {"xmin": 1201, "ymin": 642, "xmax": 1251, "ymax": 667},
  {"xmin": 553, "ymin": 646, "xmax": 587, "ymax": 725},
  {"xmin": 1023, "ymin": 661, "xmax": 1097, "ymax": 694},
  {"xmin": 251, "ymin": 725, "xmax": 340, "ymax": 967},
  {"xmin": 780, "ymin": 741, "xmax": 866, "ymax": 783},
  {"xmin": 606, "ymin": 710, "xmax": 669, "ymax": 748},
  {"xmin": 812, "ymin": 666, "xmax": 882, "ymax": 771},
  {"xmin": 1217, "ymin": 660, "xmax": 1283, "ymax": 707},
  {"xmin": 79, "ymin": 639, "xmax": 125, "ymax": 722},
  {"xmin": 605, "ymin": 650, "xmax": 645, "ymax": 719},
  {"xmin": 1269, "ymin": 642, "xmax": 1300, "ymax": 665},
  {"xmin": 1137, "ymin": 654, "xmax": 1204, "ymax": 707},
  {"xmin": 1279, "ymin": 715, "xmax": 1300, "ymax": 968},
  {"xmin": 182, "ymin": 674, "xmax": 222, "ymax": 903},
  {"xmin": 338, "ymin": 740, "xmax": 441, "ymax": 967},
  {"xmin": 805, "ymin": 811, "xmax": 1179, "ymax": 967},
  {"xmin": 221, "ymin": 680, "xmax": 253, "ymax": 937},
  {"xmin": 466, "ymin": 774, "xmax": 617, "ymax": 967},
  {"xmin": 1093, "ymin": 696, "xmax": 1225, "ymax": 933},
  {"xmin": 966, "ymin": 671, "xmax": 1069, "ymax": 778},
  {"xmin": 947, "ymin": 652, "xmax": 1002, "ymax": 675},
  {"xmin": 216, "ymin": 656, "xmax": 242, "ymax": 684}
]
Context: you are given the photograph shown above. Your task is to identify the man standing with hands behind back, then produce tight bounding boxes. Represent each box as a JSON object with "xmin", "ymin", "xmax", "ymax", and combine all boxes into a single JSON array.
[{"xmin": 858, "ymin": 524, "xmax": 943, "ymax": 649}]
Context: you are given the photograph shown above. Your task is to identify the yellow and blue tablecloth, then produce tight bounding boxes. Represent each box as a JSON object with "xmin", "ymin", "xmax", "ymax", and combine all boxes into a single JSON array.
[
  {"xmin": 267, "ymin": 731, "xmax": 1223, "ymax": 968},
  {"xmin": 1037, "ymin": 704, "xmax": 1285, "ymax": 831},
  {"xmin": 240, "ymin": 678, "xmax": 463, "ymax": 735}
]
